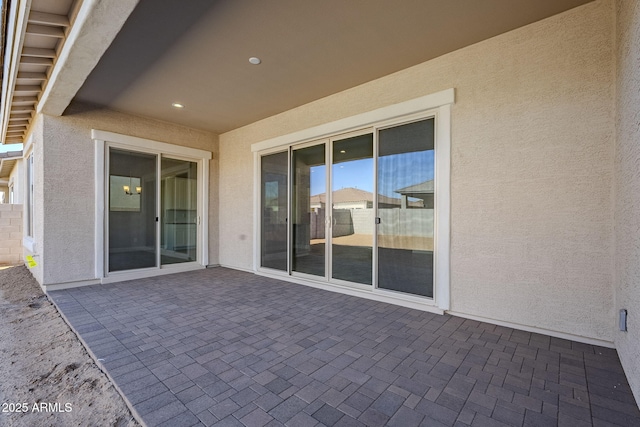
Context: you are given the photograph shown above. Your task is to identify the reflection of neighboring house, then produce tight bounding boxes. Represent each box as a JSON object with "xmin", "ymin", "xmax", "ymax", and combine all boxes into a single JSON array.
[
  {"xmin": 310, "ymin": 187, "xmax": 422, "ymax": 211},
  {"xmin": 0, "ymin": 145, "xmax": 24, "ymax": 204},
  {"xmin": 311, "ymin": 188, "xmax": 371, "ymax": 210},
  {"xmin": 395, "ymin": 180, "xmax": 434, "ymax": 209}
]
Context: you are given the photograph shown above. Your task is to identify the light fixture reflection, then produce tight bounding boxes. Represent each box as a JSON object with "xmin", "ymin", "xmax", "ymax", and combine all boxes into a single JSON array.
[{"xmin": 123, "ymin": 180, "xmax": 142, "ymax": 195}]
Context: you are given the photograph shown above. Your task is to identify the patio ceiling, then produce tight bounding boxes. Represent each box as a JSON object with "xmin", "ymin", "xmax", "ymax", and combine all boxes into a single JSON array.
[{"xmin": 1, "ymin": 0, "xmax": 594, "ymax": 142}]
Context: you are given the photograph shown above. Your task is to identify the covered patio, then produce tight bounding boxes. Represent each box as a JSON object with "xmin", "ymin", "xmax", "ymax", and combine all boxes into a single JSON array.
[{"xmin": 48, "ymin": 269, "xmax": 640, "ymax": 426}]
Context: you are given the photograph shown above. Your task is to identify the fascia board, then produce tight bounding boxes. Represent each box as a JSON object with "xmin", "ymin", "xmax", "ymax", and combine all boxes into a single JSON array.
[
  {"xmin": 1, "ymin": 0, "xmax": 32, "ymax": 144},
  {"xmin": 38, "ymin": 0, "xmax": 139, "ymax": 117}
]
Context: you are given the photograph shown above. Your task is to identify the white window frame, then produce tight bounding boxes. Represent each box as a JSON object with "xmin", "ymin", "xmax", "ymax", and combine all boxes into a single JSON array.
[
  {"xmin": 252, "ymin": 89, "xmax": 453, "ymax": 313},
  {"xmin": 26, "ymin": 152, "xmax": 34, "ymax": 237},
  {"xmin": 92, "ymin": 130, "xmax": 212, "ymax": 283},
  {"xmin": 22, "ymin": 135, "xmax": 37, "ymax": 253}
]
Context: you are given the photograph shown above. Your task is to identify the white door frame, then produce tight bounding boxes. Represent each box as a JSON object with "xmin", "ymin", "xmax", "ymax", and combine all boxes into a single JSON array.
[
  {"xmin": 93, "ymin": 130, "xmax": 212, "ymax": 284},
  {"xmin": 253, "ymin": 89, "xmax": 454, "ymax": 313}
]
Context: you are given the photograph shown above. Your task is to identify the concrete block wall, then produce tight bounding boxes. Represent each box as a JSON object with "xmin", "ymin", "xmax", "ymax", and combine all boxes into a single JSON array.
[{"xmin": 0, "ymin": 204, "xmax": 23, "ymax": 265}]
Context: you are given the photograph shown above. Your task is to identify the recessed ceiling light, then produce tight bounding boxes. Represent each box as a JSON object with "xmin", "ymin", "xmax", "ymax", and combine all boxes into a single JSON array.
[
  {"xmin": 249, "ymin": 57, "xmax": 261, "ymax": 65},
  {"xmin": 340, "ymin": 150, "xmax": 346, "ymax": 153},
  {"xmin": 172, "ymin": 103, "xmax": 184, "ymax": 108}
]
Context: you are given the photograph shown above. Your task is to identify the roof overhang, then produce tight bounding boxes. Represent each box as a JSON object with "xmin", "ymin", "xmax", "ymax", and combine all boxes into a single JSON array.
[
  {"xmin": 0, "ymin": 148, "xmax": 22, "ymax": 178},
  {"xmin": 0, "ymin": 149, "xmax": 22, "ymax": 158},
  {"xmin": 0, "ymin": 0, "xmax": 138, "ymax": 145}
]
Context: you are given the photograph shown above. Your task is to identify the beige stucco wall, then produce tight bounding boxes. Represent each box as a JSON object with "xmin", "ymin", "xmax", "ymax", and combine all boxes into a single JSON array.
[
  {"xmin": 219, "ymin": 0, "xmax": 614, "ymax": 342},
  {"xmin": 614, "ymin": 0, "xmax": 640, "ymax": 404},
  {"xmin": 39, "ymin": 104, "xmax": 218, "ymax": 285}
]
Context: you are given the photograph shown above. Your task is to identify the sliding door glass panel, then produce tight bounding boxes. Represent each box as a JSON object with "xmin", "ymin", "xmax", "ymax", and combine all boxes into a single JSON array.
[
  {"xmin": 161, "ymin": 157, "xmax": 198, "ymax": 265},
  {"xmin": 261, "ymin": 152, "xmax": 288, "ymax": 271},
  {"xmin": 108, "ymin": 149, "xmax": 157, "ymax": 272},
  {"xmin": 377, "ymin": 119, "xmax": 435, "ymax": 297},
  {"xmin": 292, "ymin": 144, "xmax": 325, "ymax": 277},
  {"xmin": 331, "ymin": 134, "xmax": 373, "ymax": 284}
]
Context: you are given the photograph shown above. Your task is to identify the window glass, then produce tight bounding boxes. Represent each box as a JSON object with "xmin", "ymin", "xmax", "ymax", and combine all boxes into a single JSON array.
[
  {"xmin": 377, "ymin": 118, "xmax": 435, "ymax": 297},
  {"xmin": 331, "ymin": 134, "xmax": 373, "ymax": 284},
  {"xmin": 292, "ymin": 144, "xmax": 326, "ymax": 277},
  {"xmin": 108, "ymin": 148, "xmax": 157, "ymax": 272},
  {"xmin": 261, "ymin": 152, "xmax": 288, "ymax": 271},
  {"xmin": 161, "ymin": 157, "xmax": 198, "ymax": 265}
]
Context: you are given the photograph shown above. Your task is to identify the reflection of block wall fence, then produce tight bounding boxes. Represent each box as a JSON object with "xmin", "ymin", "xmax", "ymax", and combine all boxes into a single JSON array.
[
  {"xmin": 310, "ymin": 208, "xmax": 434, "ymax": 239},
  {"xmin": 0, "ymin": 204, "xmax": 23, "ymax": 265}
]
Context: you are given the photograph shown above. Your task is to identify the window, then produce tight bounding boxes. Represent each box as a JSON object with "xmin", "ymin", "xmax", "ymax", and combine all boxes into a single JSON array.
[
  {"xmin": 26, "ymin": 153, "xmax": 34, "ymax": 237},
  {"xmin": 109, "ymin": 175, "xmax": 142, "ymax": 212}
]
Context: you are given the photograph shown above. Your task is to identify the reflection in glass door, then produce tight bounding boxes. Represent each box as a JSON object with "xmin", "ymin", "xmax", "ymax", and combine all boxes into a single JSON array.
[
  {"xmin": 259, "ymin": 116, "xmax": 438, "ymax": 299},
  {"xmin": 108, "ymin": 148, "xmax": 157, "ymax": 272},
  {"xmin": 260, "ymin": 152, "xmax": 288, "ymax": 271},
  {"xmin": 331, "ymin": 134, "xmax": 373, "ymax": 284},
  {"xmin": 161, "ymin": 158, "xmax": 198, "ymax": 265},
  {"xmin": 377, "ymin": 118, "xmax": 435, "ymax": 297},
  {"xmin": 292, "ymin": 144, "xmax": 326, "ymax": 277}
]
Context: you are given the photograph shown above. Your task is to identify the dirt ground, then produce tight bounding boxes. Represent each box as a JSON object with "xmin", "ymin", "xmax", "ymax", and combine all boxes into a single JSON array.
[{"xmin": 0, "ymin": 265, "xmax": 139, "ymax": 427}]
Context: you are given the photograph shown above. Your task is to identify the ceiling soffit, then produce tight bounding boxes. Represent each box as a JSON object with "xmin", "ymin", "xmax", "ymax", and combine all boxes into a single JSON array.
[{"xmin": 74, "ymin": 0, "xmax": 594, "ymax": 134}]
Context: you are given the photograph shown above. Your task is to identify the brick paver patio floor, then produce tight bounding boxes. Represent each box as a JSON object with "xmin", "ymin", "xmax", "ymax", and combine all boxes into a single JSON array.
[{"xmin": 48, "ymin": 268, "xmax": 640, "ymax": 427}]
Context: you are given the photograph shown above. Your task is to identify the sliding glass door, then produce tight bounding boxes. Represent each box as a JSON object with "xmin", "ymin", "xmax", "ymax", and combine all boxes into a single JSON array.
[
  {"xmin": 259, "ymin": 116, "xmax": 436, "ymax": 299},
  {"xmin": 292, "ymin": 144, "xmax": 326, "ymax": 277},
  {"xmin": 161, "ymin": 158, "xmax": 198, "ymax": 265},
  {"xmin": 377, "ymin": 118, "xmax": 435, "ymax": 297},
  {"xmin": 331, "ymin": 133, "xmax": 373, "ymax": 285},
  {"xmin": 260, "ymin": 152, "xmax": 288, "ymax": 271},
  {"xmin": 108, "ymin": 148, "xmax": 157, "ymax": 272},
  {"xmin": 107, "ymin": 148, "xmax": 201, "ymax": 274}
]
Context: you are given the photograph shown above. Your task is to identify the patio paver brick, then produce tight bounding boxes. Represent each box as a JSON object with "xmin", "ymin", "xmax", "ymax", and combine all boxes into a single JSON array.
[{"xmin": 48, "ymin": 268, "xmax": 640, "ymax": 426}]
